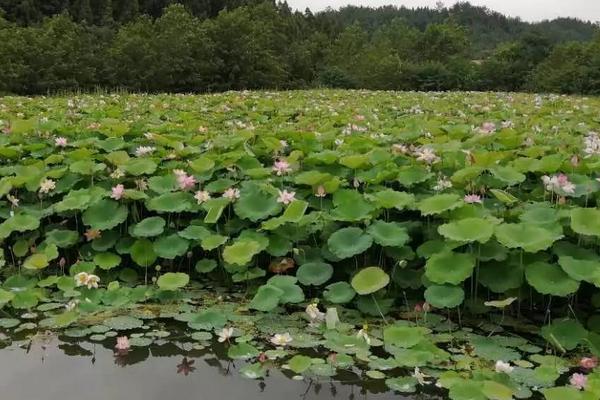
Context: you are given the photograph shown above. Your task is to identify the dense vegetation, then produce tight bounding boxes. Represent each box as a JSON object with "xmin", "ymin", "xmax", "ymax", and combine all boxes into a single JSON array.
[
  {"xmin": 0, "ymin": 1, "xmax": 599, "ymax": 94},
  {"xmin": 2, "ymin": 91, "xmax": 600, "ymax": 399}
]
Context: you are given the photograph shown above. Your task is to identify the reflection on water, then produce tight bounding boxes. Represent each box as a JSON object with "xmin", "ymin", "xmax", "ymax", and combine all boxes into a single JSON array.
[{"xmin": 0, "ymin": 334, "xmax": 437, "ymax": 400}]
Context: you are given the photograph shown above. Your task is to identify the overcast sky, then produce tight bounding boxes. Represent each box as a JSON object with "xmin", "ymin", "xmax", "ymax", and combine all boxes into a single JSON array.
[{"xmin": 286, "ymin": 0, "xmax": 600, "ymax": 22}]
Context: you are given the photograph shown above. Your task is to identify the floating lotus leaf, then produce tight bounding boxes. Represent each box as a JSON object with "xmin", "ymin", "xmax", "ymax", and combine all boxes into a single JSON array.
[
  {"xmin": 233, "ymin": 182, "xmax": 281, "ymax": 222},
  {"xmin": 104, "ymin": 316, "xmax": 144, "ymax": 330},
  {"xmin": 331, "ymin": 189, "xmax": 374, "ymax": 221},
  {"xmin": 542, "ymin": 387, "xmax": 591, "ymax": 400},
  {"xmin": 45, "ymin": 229, "xmax": 79, "ymax": 248},
  {"xmin": 189, "ymin": 156, "xmax": 215, "ymax": 173},
  {"xmin": 287, "ymin": 355, "xmax": 313, "ymax": 374},
  {"xmin": 324, "ymin": 281, "xmax": 356, "ymax": 304},
  {"xmin": 495, "ymin": 223, "xmax": 559, "ymax": 253},
  {"xmin": 417, "ymin": 194, "xmax": 463, "ymax": 216},
  {"xmin": 397, "ymin": 165, "xmax": 432, "ymax": 187},
  {"xmin": 385, "ymin": 377, "xmax": 417, "ymax": 393},
  {"xmin": 367, "ymin": 220, "xmax": 410, "ymax": 247},
  {"xmin": 294, "ymin": 170, "xmax": 331, "ymax": 185},
  {"xmin": 489, "ymin": 189, "xmax": 518, "ymax": 205},
  {"xmin": 479, "ymin": 260, "xmax": 523, "ymax": 293},
  {"xmin": 157, "ymin": 272, "xmax": 189, "ymax": 291},
  {"xmin": 240, "ymin": 363, "xmax": 266, "ymax": 379},
  {"xmin": 438, "ymin": 218, "xmax": 494, "ymax": 243},
  {"xmin": 351, "ymin": 267, "xmax": 390, "ymax": 295},
  {"xmin": 228, "ymin": 342, "xmax": 260, "ymax": 360},
  {"xmin": 541, "ymin": 319, "xmax": 587, "ymax": 351},
  {"xmin": 424, "ymin": 285, "xmax": 464, "ymax": 308},
  {"xmin": 148, "ymin": 175, "xmax": 177, "ymax": 193},
  {"xmin": 249, "ymin": 284, "xmax": 283, "ymax": 311},
  {"xmin": 147, "ymin": 192, "xmax": 194, "ymax": 213},
  {"xmin": 0, "ymin": 289, "xmax": 15, "ymax": 307},
  {"xmin": 525, "ymin": 262, "xmax": 579, "ymax": 296},
  {"xmin": 267, "ymin": 275, "xmax": 304, "ymax": 303},
  {"xmin": 69, "ymin": 160, "xmax": 105, "ymax": 175},
  {"xmin": 131, "ymin": 217, "xmax": 166, "ymax": 238},
  {"xmin": 201, "ymin": 234, "xmax": 228, "ymax": 251},
  {"xmin": 368, "ymin": 189, "xmax": 415, "ymax": 210},
  {"xmin": 327, "ymin": 227, "xmax": 373, "ymax": 259},
  {"xmin": 130, "ymin": 239, "xmax": 157, "ymax": 267},
  {"xmin": 82, "ymin": 199, "xmax": 128, "ymax": 230},
  {"xmin": 383, "ymin": 325, "xmax": 429, "ymax": 348},
  {"xmin": 281, "ymin": 200, "xmax": 308, "ymax": 222},
  {"xmin": 153, "ymin": 234, "xmax": 189, "ymax": 259},
  {"xmin": 296, "ymin": 261, "xmax": 333, "ymax": 286},
  {"xmin": 223, "ymin": 239, "xmax": 262, "ymax": 266},
  {"xmin": 123, "ymin": 158, "xmax": 157, "ymax": 175},
  {"xmin": 93, "ymin": 252, "xmax": 121, "ymax": 270},
  {"xmin": 571, "ymin": 208, "xmax": 600, "ymax": 237},
  {"xmin": 425, "ymin": 252, "xmax": 476, "ymax": 285},
  {"xmin": 187, "ymin": 310, "xmax": 227, "ymax": 330}
]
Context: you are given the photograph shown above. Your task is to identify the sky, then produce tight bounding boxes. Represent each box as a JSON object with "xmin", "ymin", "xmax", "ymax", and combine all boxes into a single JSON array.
[{"xmin": 286, "ymin": 0, "xmax": 600, "ymax": 22}]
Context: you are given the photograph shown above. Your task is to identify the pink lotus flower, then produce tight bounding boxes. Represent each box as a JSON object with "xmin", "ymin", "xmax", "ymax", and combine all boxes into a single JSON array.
[
  {"xmin": 111, "ymin": 184, "xmax": 125, "ymax": 200},
  {"xmin": 570, "ymin": 373, "xmax": 587, "ymax": 390},
  {"xmin": 55, "ymin": 137, "xmax": 68, "ymax": 147},
  {"xmin": 115, "ymin": 336, "xmax": 130, "ymax": 352},
  {"xmin": 177, "ymin": 173, "xmax": 197, "ymax": 191},
  {"xmin": 272, "ymin": 159, "xmax": 292, "ymax": 176},
  {"xmin": 277, "ymin": 190, "xmax": 296, "ymax": 205},
  {"xmin": 464, "ymin": 194, "xmax": 482, "ymax": 204},
  {"xmin": 223, "ymin": 188, "xmax": 240, "ymax": 201},
  {"xmin": 580, "ymin": 357, "xmax": 598, "ymax": 370}
]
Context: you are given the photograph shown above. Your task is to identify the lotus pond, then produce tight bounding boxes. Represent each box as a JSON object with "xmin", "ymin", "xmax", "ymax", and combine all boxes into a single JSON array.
[{"xmin": 1, "ymin": 90, "xmax": 600, "ymax": 399}]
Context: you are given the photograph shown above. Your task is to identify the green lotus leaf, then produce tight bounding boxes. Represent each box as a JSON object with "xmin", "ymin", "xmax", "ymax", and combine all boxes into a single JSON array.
[
  {"xmin": 424, "ymin": 285, "xmax": 464, "ymax": 308},
  {"xmin": 489, "ymin": 166, "xmax": 526, "ymax": 186},
  {"xmin": 327, "ymin": 227, "xmax": 373, "ymax": 259},
  {"xmin": 11, "ymin": 290, "xmax": 39, "ymax": 309},
  {"xmin": 294, "ymin": 170, "xmax": 332, "ymax": 185},
  {"xmin": 123, "ymin": 158, "xmax": 157, "ymax": 175},
  {"xmin": 541, "ymin": 319, "xmax": 587, "ymax": 351},
  {"xmin": 131, "ymin": 216, "xmax": 166, "ymax": 238},
  {"xmin": 438, "ymin": 218, "xmax": 494, "ymax": 243},
  {"xmin": 558, "ymin": 255, "xmax": 600, "ymax": 284},
  {"xmin": 147, "ymin": 192, "xmax": 194, "ymax": 213},
  {"xmin": 525, "ymin": 262, "xmax": 579, "ymax": 296},
  {"xmin": 154, "ymin": 234, "xmax": 189, "ymax": 259},
  {"xmin": 130, "ymin": 238, "xmax": 157, "ymax": 267},
  {"xmin": 481, "ymin": 381, "xmax": 514, "ymax": 400},
  {"xmin": 177, "ymin": 225, "xmax": 210, "ymax": 241},
  {"xmin": 281, "ymin": 200, "xmax": 308, "ymax": 222},
  {"xmin": 368, "ymin": 189, "xmax": 415, "ymax": 210},
  {"xmin": 0, "ymin": 289, "xmax": 15, "ymax": 307},
  {"xmin": 228, "ymin": 342, "xmax": 260, "ymax": 360},
  {"xmin": 70, "ymin": 160, "xmax": 106, "ymax": 175},
  {"xmin": 267, "ymin": 275, "xmax": 304, "ymax": 303},
  {"xmin": 148, "ymin": 175, "xmax": 177, "ymax": 194},
  {"xmin": 542, "ymin": 387, "xmax": 591, "ymax": 400},
  {"xmin": 82, "ymin": 199, "xmax": 128, "ymax": 230},
  {"xmin": 195, "ymin": 259, "xmax": 217, "ymax": 273},
  {"xmin": 104, "ymin": 316, "xmax": 144, "ymax": 330},
  {"xmin": 331, "ymin": 189, "xmax": 374, "ymax": 221},
  {"xmin": 417, "ymin": 194, "xmax": 463, "ymax": 216},
  {"xmin": 479, "ymin": 260, "xmax": 523, "ymax": 293},
  {"xmin": 351, "ymin": 266, "xmax": 390, "ymax": 295},
  {"xmin": 23, "ymin": 253, "xmax": 49, "ymax": 270},
  {"xmin": 571, "ymin": 208, "xmax": 600, "ymax": 237},
  {"xmin": 384, "ymin": 325, "xmax": 429, "ymax": 348},
  {"xmin": 189, "ymin": 156, "xmax": 215, "ymax": 173},
  {"xmin": 3, "ymin": 213, "xmax": 40, "ymax": 234},
  {"xmin": 233, "ymin": 182, "xmax": 281, "ymax": 222},
  {"xmin": 495, "ymin": 223, "xmax": 560, "ymax": 252},
  {"xmin": 93, "ymin": 252, "xmax": 121, "ymax": 270},
  {"xmin": 324, "ymin": 281, "xmax": 356, "ymax": 304},
  {"xmin": 489, "ymin": 189, "xmax": 518, "ymax": 205},
  {"xmin": 397, "ymin": 165, "xmax": 432, "ymax": 187},
  {"xmin": 103, "ymin": 150, "xmax": 129, "ymax": 165},
  {"xmin": 187, "ymin": 310, "xmax": 227, "ymax": 330},
  {"xmin": 367, "ymin": 220, "xmax": 410, "ymax": 247},
  {"xmin": 201, "ymin": 234, "xmax": 228, "ymax": 251},
  {"xmin": 296, "ymin": 261, "xmax": 333, "ymax": 286},
  {"xmin": 287, "ymin": 355, "xmax": 313, "ymax": 374},
  {"xmin": 157, "ymin": 272, "xmax": 190, "ymax": 291},
  {"xmin": 53, "ymin": 188, "xmax": 96, "ymax": 212},
  {"xmin": 93, "ymin": 230, "xmax": 120, "ymax": 251},
  {"xmin": 249, "ymin": 284, "xmax": 284, "ymax": 312},
  {"xmin": 425, "ymin": 252, "xmax": 476, "ymax": 285},
  {"xmin": 45, "ymin": 229, "xmax": 79, "ymax": 248},
  {"xmin": 385, "ymin": 377, "xmax": 417, "ymax": 393},
  {"xmin": 223, "ymin": 239, "xmax": 262, "ymax": 266}
]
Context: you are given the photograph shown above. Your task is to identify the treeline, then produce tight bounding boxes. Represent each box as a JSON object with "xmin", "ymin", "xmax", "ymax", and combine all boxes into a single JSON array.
[{"xmin": 0, "ymin": 1, "xmax": 599, "ymax": 94}]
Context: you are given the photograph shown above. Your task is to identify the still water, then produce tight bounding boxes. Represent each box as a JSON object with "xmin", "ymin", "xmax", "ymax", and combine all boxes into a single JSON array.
[{"xmin": 0, "ymin": 336, "xmax": 426, "ymax": 400}]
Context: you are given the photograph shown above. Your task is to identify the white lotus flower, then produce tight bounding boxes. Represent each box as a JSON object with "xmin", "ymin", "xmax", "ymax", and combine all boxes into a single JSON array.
[
  {"xmin": 495, "ymin": 360, "xmax": 514, "ymax": 374},
  {"xmin": 270, "ymin": 333, "xmax": 293, "ymax": 346},
  {"xmin": 217, "ymin": 327, "xmax": 234, "ymax": 343}
]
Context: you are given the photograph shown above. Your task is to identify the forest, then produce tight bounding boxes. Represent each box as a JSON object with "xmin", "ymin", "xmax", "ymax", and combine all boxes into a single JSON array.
[{"xmin": 0, "ymin": 0, "xmax": 599, "ymax": 94}]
